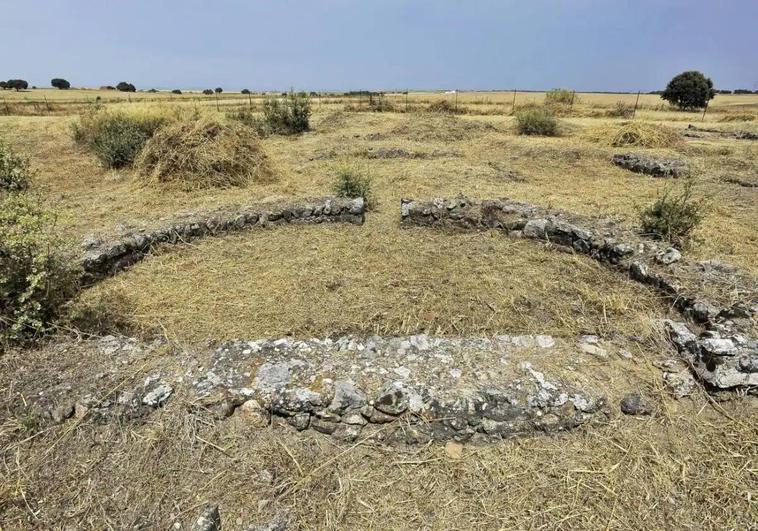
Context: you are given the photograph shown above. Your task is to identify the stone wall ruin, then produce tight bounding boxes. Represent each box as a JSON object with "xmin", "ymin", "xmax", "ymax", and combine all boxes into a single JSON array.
[
  {"xmin": 400, "ymin": 197, "xmax": 757, "ymax": 391},
  {"xmin": 80, "ymin": 197, "xmax": 365, "ymax": 283}
]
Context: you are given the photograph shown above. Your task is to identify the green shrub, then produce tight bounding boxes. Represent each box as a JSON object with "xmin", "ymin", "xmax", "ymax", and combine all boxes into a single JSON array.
[
  {"xmin": 515, "ymin": 107, "xmax": 559, "ymax": 136},
  {"xmin": 545, "ymin": 89, "xmax": 576, "ymax": 105},
  {"xmin": 71, "ymin": 109, "xmax": 170, "ymax": 168},
  {"xmin": 332, "ymin": 166, "xmax": 374, "ymax": 208},
  {"xmin": 606, "ymin": 101, "xmax": 634, "ymax": 118},
  {"xmin": 639, "ymin": 180, "xmax": 704, "ymax": 247},
  {"xmin": 0, "ymin": 140, "xmax": 31, "ymax": 192},
  {"xmin": 262, "ymin": 92, "xmax": 311, "ymax": 135},
  {"xmin": 0, "ymin": 194, "xmax": 78, "ymax": 343}
]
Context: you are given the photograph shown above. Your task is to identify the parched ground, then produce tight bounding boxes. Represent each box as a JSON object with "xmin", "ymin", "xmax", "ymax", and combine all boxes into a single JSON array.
[{"xmin": 0, "ymin": 92, "xmax": 757, "ymax": 529}]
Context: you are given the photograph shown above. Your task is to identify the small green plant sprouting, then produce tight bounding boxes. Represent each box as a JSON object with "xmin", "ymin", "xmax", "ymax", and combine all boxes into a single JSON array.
[{"xmin": 332, "ymin": 165, "xmax": 374, "ymax": 209}]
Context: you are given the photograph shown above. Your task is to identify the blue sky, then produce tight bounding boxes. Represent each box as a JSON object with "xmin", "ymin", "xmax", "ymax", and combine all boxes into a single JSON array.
[{"xmin": 2, "ymin": 0, "xmax": 756, "ymax": 92}]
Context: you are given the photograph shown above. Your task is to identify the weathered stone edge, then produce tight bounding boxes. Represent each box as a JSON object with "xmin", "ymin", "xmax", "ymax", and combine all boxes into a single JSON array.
[
  {"xmin": 400, "ymin": 197, "xmax": 757, "ymax": 390},
  {"xmin": 61, "ymin": 348, "xmax": 609, "ymax": 445},
  {"xmin": 80, "ymin": 196, "xmax": 365, "ymax": 283}
]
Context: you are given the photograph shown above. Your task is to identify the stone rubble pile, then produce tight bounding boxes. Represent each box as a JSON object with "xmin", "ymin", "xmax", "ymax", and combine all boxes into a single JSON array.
[
  {"xmin": 29, "ymin": 334, "xmax": 626, "ymax": 443},
  {"xmin": 190, "ymin": 335, "xmax": 608, "ymax": 443}
]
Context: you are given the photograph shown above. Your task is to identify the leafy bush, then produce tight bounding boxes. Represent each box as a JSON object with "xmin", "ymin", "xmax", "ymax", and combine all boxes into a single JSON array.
[
  {"xmin": 639, "ymin": 180, "xmax": 704, "ymax": 247},
  {"xmin": 332, "ymin": 166, "xmax": 374, "ymax": 208},
  {"xmin": 661, "ymin": 71, "xmax": 715, "ymax": 110},
  {"xmin": 241, "ymin": 89, "xmax": 251, "ymax": 95},
  {"xmin": 0, "ymin": 140, "xmax": 31, "ymax": 192},
  {"xmin": 71, "ymin": 109, "xmax": 171, "ymax": 168},
  {"xmin": 545, "ymin": 89, "xmax": 576, "ymax": 105},
  {"xmin": 0, "ymin": 194, "xmax": 78, "ymax": 343},
  {"xmin": 215, "ymin": 87, "xmax": 223, "ymax": 94},
  {"xmin": 202, "ymin": 89, "xmax": 214, "ymax": 95},
  {"xmin": 515, "ymin": 107, "xmax": 559, "ymax": 136},
  {"xmin": 51, "ymin": 78, "xmax": 71, "ymax": 90},
  {"xmin": 261, "ymin": 92, "xmax": 311, "ymax": 135},
  {"xmin": 171, "ymin": 89, "xmax": 182, "ymax": 95},
  {"xmin": 606, "ymin": 101, "xmax": 634, "ymax": 118},
  {"xmin": 116, "ymin": 81, "xmax": 136, "ymax": 92}
]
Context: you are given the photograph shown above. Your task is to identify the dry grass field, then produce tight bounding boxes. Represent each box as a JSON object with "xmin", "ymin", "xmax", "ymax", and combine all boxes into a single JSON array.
[{"xmin": 1, "ymin": 89, "xmax": 756, "ymax": 529}]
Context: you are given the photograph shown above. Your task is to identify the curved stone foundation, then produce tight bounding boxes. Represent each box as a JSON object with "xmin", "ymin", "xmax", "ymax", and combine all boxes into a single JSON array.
[
  {"xmin": 22, "ymin": 334, "xmax": 640, "ymax": 443},
  {"xmin": 80, "ymin": 197, "xmax": 365, "ymax": 283},
  {"xmin": 400, "ymin": 197, "xmax": 757, "ymax": 390}
]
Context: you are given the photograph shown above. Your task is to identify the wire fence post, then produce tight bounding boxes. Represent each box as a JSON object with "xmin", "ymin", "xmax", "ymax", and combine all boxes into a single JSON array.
[
  {"xmin": 405, "ymin": 91, "xmax": 408, "ymax": 112},
  {"xmin": 632, "ymin": 90, "xmax": 641, "ymax": 119},
  {"xmin": 454, "ymin": 90, "xmax": 458, "ymax": 113},
  {"xmin": 512, "ymin": 88, "xmax": 517, "ymax": 110},
  {"xmin": 702, "ymin": 101, "xmax": 709, "ymax": 122}
]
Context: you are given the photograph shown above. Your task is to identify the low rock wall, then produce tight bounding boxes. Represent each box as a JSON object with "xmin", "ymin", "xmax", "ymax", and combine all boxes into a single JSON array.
[
  {"xmin": 80, "ymin": 197, "xmax": 365, "ymax": 283},
  {"xmin": 400, "ymin": 197, "xmax": 757, "ymax": 390}
]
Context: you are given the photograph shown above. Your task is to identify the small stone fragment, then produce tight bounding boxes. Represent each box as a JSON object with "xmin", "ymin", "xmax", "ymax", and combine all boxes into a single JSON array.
[
  {"xmin": 328, "ymin": 380, "xmax": 366, "ymax": 413},
  {"xmin": 656, "ymin": 247, "xmax": 682, "ymax": 265},
  {"xmin": 142, "ymin": 383, "xmax": 173, "ymax": 407},
  {"xmin": 445, "ymin": 441, "xmax": 464, "ymax": 459},
  {"xmin": 245, "ymin": 513, "xmax": 289, "ymax": 531},
  {"xmin": 620, "ymin": 394, "xmax": 654, "ymax": 415},
  {"xmin": 51, "ymin": 402, "xmax": 74, "ymax": 424},
  {"xmin": 662, "ymin": 370, "xmax": 697, "ymax": 398},
  {"xmin": 190, "ymin": 504, "xmax": 221, "ymax": 531},
  {"xmin": 286, "ymin": 412, "xmax": 310, "ymax": 431},
  {"xmin": 374, "ymin": 384, "xmax": 408, "ymax": 415},
  {"xmin": 578, "ymin": 342, "xmax": 608, "ymax": 360},
  {"xmin": 239, "ymin": 399, "xmax": 270, "ymax": 427}
]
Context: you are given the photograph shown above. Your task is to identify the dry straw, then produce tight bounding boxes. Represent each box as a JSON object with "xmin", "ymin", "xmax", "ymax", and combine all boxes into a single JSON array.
[
  {"xmin": 584, "ymin": 121, "xmax": 682, "ymax": 148},
  {"xmin": 136, "ymin": 117, "xmax": 272, "ymax": 189}
]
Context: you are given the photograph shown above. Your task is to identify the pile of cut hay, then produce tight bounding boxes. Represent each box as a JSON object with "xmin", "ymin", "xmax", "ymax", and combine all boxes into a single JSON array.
[
  {"xmin": 136, "ymin": 118, "xmax": 271, "ymax": 189},
  {"xmin": 583, "ymin": 121, "xmax": 682, "ymax": 148},
  {"xmin": 718, "ymin": 112, "xmax": 756, "ymax": 122},
  {"xmin": 390, "ymin": 114, "xmax": 496, "ymax": 142}
]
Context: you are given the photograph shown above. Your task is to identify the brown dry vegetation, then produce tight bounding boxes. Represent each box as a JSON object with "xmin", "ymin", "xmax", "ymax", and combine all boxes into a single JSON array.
[{"xmin": 1, "ymin": 90, "xmax": 757, "ymax": 529}]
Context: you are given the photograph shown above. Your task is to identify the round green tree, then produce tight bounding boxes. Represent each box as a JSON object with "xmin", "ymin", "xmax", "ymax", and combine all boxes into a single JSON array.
[
  {"xmin": 661, "ymin": 71, "xmax": 715, "ymax": 110},
  {"xmin": 51, "ymin": 78, "xmax": 71, "ymax": 89}
]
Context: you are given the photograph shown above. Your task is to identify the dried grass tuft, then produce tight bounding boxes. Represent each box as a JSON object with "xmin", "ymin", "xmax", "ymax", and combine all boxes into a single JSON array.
[
  {"xmin": 136, "ymin": 118, "xmax": 272, "ymax": 189},
  {"xmin": 389, "ymin": 114, "xmax": 497, "ymax": 142},
  {"xmin": 584, "ymin": 121, "xmax": 683, "ymax": 148}
]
